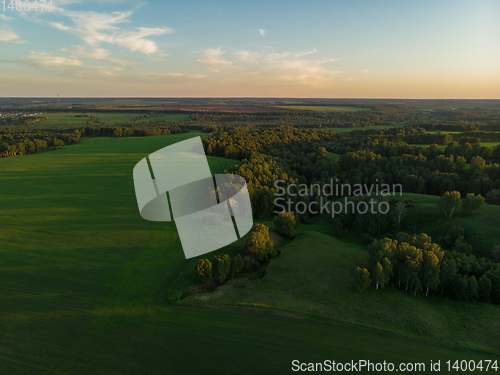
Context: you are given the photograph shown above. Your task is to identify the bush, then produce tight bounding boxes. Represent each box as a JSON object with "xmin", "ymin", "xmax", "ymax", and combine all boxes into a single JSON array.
[
  {"xmin": 354, "ymin": 267, "xmax": 371, "ymax": 292},
  {"xmin": 213, "ymin": 254, "xmax": 231, "ymax": 284},
  {"xmin": 438, "ymin": 191, "xmax": 461, "ymax": 218},
  {"xmin": 195, "ymin": 259, "xmax": 213, "ymax": 283},
  {"xmin": 231, "ymin": 254, "xmax": 245, "ymax": 276},
  {"xmin": 274, "ymin": 211, "xmax": 298, "ymax": 239},
  {"xmin": 485, "ymin": 189, "xmax": 500, "ymax": 205},
  {"xmin": 246, "ymin": 224, "xmax": 275, "ymax": 262},
  {"xmin": 461, "ymin": 193, "xmax": 485, "ymax": 216}
]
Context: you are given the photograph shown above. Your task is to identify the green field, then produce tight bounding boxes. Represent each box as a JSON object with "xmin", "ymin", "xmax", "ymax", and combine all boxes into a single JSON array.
[
  {"xmin": 480, "ymin": 142, "xmax": 500, "ymax": 148},
  {"xmin": 278, "ymin": 105, "xmax": 372, "ymax": 112},
  {"xmin": 327, "ymin": 152, "xmax": 340, "ymax": 162},
  {"xmin": 413, "ymin": 142, "xmax": 500, "ymax": 149},
  {"xmin": 172, "ymin": 195, "xmax": 500, "ymax": 355},
  {"xmin": 34, "ymin": 112, "xmax": 189, "ymax": 128},
  {"xmin": 413, "ymin": 144, "xmax": 447, "ymax": 149},
  {"xmin": 134, "ymin": 113, "xmax": 191, "ymax": 123},
  {"xmin": 0, "ymin": 136, "xmax": 497, "ymax": 373}
]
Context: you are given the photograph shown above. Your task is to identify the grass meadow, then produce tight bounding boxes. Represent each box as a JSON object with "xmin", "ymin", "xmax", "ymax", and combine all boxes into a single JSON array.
[
  {"xmin": 173, "ymin": 195, "xmax": 500, "ymax": 356},
  {"xmin": 0, "ymin": 135, "xmax": 498, "ymax": 373}
]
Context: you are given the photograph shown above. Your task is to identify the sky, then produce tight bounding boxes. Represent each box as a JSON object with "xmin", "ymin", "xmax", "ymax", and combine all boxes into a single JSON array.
[{"xmin": 0, "ymin": 0, "xmax": 499, "ymax": 98}]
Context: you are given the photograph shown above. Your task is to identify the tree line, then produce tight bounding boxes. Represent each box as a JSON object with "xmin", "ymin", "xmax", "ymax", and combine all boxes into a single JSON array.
[{"xmin": 355, "ymin": 233, "xmax": 500, "ymax": 304}]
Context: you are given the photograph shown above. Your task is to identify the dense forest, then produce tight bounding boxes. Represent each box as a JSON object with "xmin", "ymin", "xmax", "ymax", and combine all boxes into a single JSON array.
[{"xmin": 202, "ymin": 126, "xmax": 500, "ymax": 218}]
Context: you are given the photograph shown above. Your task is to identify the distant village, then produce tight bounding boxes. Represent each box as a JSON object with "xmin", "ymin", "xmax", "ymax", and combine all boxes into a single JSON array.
[{"xmin": 0, "ymin": 112, "xmax": 42, "ymax": 119}]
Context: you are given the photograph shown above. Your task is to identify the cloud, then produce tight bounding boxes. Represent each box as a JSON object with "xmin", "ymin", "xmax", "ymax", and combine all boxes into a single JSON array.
[
  {"xmin": 259, "ymin": 29, "xmax": 266, "ymax": 37},
  {"xmin": 199, "ymin": 47, "xmax": 341, "ymax": 86},
  {"xmin": 295, "ymin": 49, "xmax": 317, "ymax": 57},
  {"xmin": 360, "ymin": 69, "xmax": 370, "ymax": 74},
  {"xmin": 61, "ymin": 45, "xmax": 132, "ymax": 66},
  {"xmin": 144, "ymin": 72, "xmax": 206, "ymax": 80},
  {"xmin": 187, "ymin": 74, "xmax": 207, "ymax": 79},
  {"xmin": 0, "ymin": 28, "xmax": 25, "ymax": 43},
  {"xmin": 27, "ymin": 52, "xmax": 83, "ymax": 68},
  {"xmin": 264, "ymin": 56, "xmax": 341, "ymax": 86},
  {"xmin": 26, "ymin": 52, "xmax": 123, "ymax": 77},
  {"xmin": 32, "ymin": 7, "xmax": 173, "ymax": 54},
  {"xmin": 233, "ymin": 50, "xmax": 260, "ymax": 63},
  {"xmin": 197, "ymin": 47, "xmax": 233, "ymax": 73},
  {"xmin": 0, "ymin": 14, "xmax": 13, "ymax": 21}
]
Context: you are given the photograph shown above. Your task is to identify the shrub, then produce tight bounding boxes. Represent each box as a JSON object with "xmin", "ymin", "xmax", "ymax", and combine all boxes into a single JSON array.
[
  {"xmin": 461, "ymin": 193, "xmax": 485, "ymax": 216},
  {"xmin": 195, "ymin": 259, "xmax": 213, "ymax": 283},
  {"xmin": 274, "ymin": 211, "xmax": 298, "ymax": 239},
  {"xmin": 354, "ymin": 267, "xmax": 371, "ymax": 292},
  {"xmin": 213, "ymin": 254, "xmax": 231, "ymax": 284},
  {"xmin": 231, "ymin": 254, "xmax": 245, "ymax": 276},
  {"xmin": 438, "ymin": 191, "xmax": 461, "ymax": 218},
  {"xmin": 246, "ymin": 224, "xmax": 275, "ymax": 262}
]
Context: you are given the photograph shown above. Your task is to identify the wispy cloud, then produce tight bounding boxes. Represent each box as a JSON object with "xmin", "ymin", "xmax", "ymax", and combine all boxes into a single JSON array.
[
  {"xmin": 233, "ymin": 50, "xmax": 260, "ymax": 63},
  {"xmin": 263, "ymin": 55, "xmax": 341, "ymax": 86},
  {"xmin": 144, "ymin": 72, "xmax": 206, "ymax": 80},
  {"xmin": 26, "ymin": 52, "xmax": 124, "ymax": 78},
  {"xmin": 200, "ymin": 47, "xmax": 341, "ymax": 86},
  {"xmin": 295, "ymin": 49, "xmax": 317, "ymax": 57},
  {"xmin": 259, "ymin": 29, "xmax": 266, "ymax": 37},
  {"xmin": 61, "ymin": 45, "xmax": 132, "ymax": 66},
  {"xmin": 197, "ymin": 47, "xmax": 233, "ymax": 73},
  {"xmin": 0, "ymin": 27, "xmax": 25, "ymax": 43},
  {"xmin": 0, "ymin": 14, "xmax": 13, "ymax": 21},
  {"xmin": 29, "ymin": 6, "xmax": 173, "ymax": 54},
  {"xmin": 360, "ymin": 69, "xmax": 370, "ymax": 74},
  {"xmin": 27, "ymin": 52, "xmax": 82, "ymax": 68}
]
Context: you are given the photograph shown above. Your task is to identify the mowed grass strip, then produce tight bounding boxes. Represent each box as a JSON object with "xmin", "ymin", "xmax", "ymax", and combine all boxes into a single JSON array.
[{"xmin": 0, "ymin": 135, "xmax": 497, "ymax": 374}]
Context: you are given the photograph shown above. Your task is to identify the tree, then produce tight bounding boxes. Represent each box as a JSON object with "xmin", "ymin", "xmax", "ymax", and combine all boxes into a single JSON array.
[
  {"xmin": 438, "ymin": 191, "xmax": 461, "ymax": 219},
  {"xmin": 354, "ymin": 267, "xmax": 371, "ymax": 292},
  {"xmin": 485, "ymin": 189, "xmax": 500, "ymax": 205},
  {"xmin": 373, "ymin": 262, "xmax": 384, "ymax": 290},
  {"xmin": 468, "ymin": 276, "xmax": 479, "ymax": 301},
  {"xmin": 34, "ymin": 139, "xmax": 47, "ymax": 151},
  {"xmin": 455, "ymin": 156, "xmax": 466, "ymax": 172},
  {"xmin": 52, "ymin": 138, "xmax": 65, "ymax": 148},
  {"xmin": 274, "ymin": 211, "xmax": 298, "ymax": 239},
  {"xmin": 421, "ymin": 251, "xmax": 440, "ymax": 296},
  {"xmin": 461, "ymin": 193, "xmax": 485, "ymax": 216},
  {"xmin": 439, "ymin": 259, "xmax": 457, "ymax": 295},
  {"xmin": 478, "ymin": 275, "xmax": 492, "ymax": 303},
  {"xmin": 470, "ymin": 156, "xmax": 486, "ymax": 171},
  {"xmin": 399, "ymin": 242, "xmax": 423, "ymax": 293},
  {"xmin": 231, "ymin": 254, "xmax": 245, "ymax": 276},
  {"xmin": 213, "ymin": 254, "xmax": 231, "ymax": 284},
  {"xmin": 246, "ymin": 224, "xmax": 275, "ymax": 262},
  {"xmin": 195, "ymin": 259, "xmax": 213, "ymax": 283},
  {"xmin": 392, "ymin": 201, "xmax": 407, "ymax": 232},
  {"xmin": 450, "ymin": 275, "xmax": 468, "ymax": 301},
  {"xmin": 382, "ymin": 257, "xmax": 393, "ymax": 287}
]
